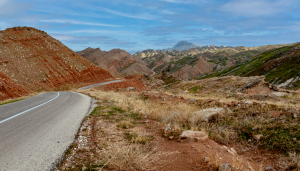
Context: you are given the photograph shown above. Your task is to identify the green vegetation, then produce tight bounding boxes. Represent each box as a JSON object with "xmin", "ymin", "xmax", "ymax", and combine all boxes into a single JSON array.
[
  {"xmin": 163, "ymin": 75, "xmax": 181, "ymax": 85},
  {"xmin": 188, "ymin": 86, "xmax": 204, "ymax": 93},
  {"xmin": 197, "ymin": 44, "xmax": 300, "ymax": 89},
  {"xmin": 0, "ymin": 98, "xmax": 26, "ymax": 106},
  {"xmin": 121, "ymin": 61, "xmax": 136, "ymax": 71}
]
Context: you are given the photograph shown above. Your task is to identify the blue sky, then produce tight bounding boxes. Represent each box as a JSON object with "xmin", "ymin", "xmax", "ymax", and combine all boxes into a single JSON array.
[{"xmin": 0, "ymin": 0, "xmax": 300, "ymax": 53}]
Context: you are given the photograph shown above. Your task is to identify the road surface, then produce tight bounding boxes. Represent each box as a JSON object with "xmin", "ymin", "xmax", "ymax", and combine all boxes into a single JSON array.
[
  {"xmin": 80, "ymin": 80, "xmax": 124, "ymax": 90},
  {"xmin": 0, "ymin": 91, "xmax": 91, "ymax": 171},
  {"xmin": 151, "ymin": 63, "xmax": 163, "ymax": 76}
]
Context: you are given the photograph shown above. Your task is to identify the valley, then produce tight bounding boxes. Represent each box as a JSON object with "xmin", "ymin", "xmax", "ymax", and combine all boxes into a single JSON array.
[{"xmin": 0, "ymin": 26, "xmax": 299, "ymax": 171}]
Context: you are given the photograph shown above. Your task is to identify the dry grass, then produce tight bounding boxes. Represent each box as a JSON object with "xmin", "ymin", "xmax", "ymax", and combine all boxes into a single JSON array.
[
  {"xmin": 164, "ymin": 90, "xmax": 300, "ymax": 108},
  {"xmin": 126, "ymin": 128, "xmax": 152, "ymax": 144},
  {"xmin": 101, "ymin": 142, "xmax": 170, "ymax": 171},
  {"xmin": 117, "ymin": 120, "xmax": 134, "ymax": 129},
  {"xmin": 80, "ymin": 90, "xmax": 200, "ymax": 128}
]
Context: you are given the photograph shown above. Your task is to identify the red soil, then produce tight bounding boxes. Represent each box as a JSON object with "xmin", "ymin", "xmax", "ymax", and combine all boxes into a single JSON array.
[
  {"xmin": 96, "ymin": 75, "xmax": 146, "ymax": 91},
  {"xmin": 0, "ymin": 71, "xmax": 30, "ymax": 100},
  {"xmin": 0, "ymin": 27, "xmax": 113, "ymax": 95}
]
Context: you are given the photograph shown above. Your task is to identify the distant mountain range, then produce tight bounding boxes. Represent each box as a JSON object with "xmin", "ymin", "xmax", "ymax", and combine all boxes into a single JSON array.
[{"xmin": 163, "ymin": 41, "xmax": 197, "ymax": 51}]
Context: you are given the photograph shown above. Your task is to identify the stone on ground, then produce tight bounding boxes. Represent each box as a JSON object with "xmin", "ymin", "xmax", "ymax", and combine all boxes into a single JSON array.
[
  {"xmin": 178, "ymin": 130, "xmax": 208, "ymax": 142},
  {"xmin": 193, "ymin": 108, "xmax": 225, "ymax": 122}
]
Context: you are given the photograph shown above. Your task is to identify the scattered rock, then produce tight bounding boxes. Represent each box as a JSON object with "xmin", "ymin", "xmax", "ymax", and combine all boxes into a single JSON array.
[
  {"xmin": 82, "ymin": 166, "xmax": 87, "ymax": 171},
  {"xmin": 270, "ymin": 111, "xmax": 282, "ymax": 117},
  {"xmin": 178, "ymin": 130, "xmax": 208, "ymax": 142},
  {"xmin": 272, "ymin": 86, "xmax": 279, "ymax": 91},
  {"xmin": 169, "ymin": 136, "xmax": 174, "ymax": 140},
  {"xmin": 253, "ymin": 134, "xmax": 263, "ymax": 141},
  {"xmin": 219, "ymin": 163, "xmax": 232, "ymax": 171},
  {"xmin": 203, "ymin": 157, "xmax": 210, "ymax": 163},
  {"xmin": 293, "ymin": 114, "xmax": 298, "ymax": 119},
  {"xmin": 126, "ymin": 87, "xmax": 137, "ymax": 92},
  {"xmin": 272, "ymin": 92, "xmax": 290, "ymax": 97},
  {"xmin": 193, "ymin": 108, "xmax": 225, "ymax": 122},
  {"xmin": 265, "ymin": 166, "xmax": 274, "ymax": 171}
]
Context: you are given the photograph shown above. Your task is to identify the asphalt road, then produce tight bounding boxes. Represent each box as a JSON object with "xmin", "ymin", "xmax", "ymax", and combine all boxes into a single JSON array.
[
  {"xmin": 0, "ymin": 91, "xmax": 91, "ymax": 171},
  {"xmin": 80, "ymin": 80, "xmax": 124, "ymax": 90}
]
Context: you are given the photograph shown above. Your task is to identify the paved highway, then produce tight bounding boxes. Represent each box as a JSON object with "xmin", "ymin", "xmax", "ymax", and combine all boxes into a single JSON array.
[
  {"xmin": 80, "ymin": 80, "xmax": 124, "ymax": 90},
  {"xmin": 0, "ymin": 91, "xmax": 91, "ymax": 171}
]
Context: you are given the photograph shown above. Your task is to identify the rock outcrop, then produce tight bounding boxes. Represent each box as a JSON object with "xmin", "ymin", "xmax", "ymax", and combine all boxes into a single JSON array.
[
  {"xmin": 0, "ymin": 26, "xmax": 113, "ymax": 92},
  {"xmin": 78, "ymin": 48, "xmax": 152, "ymax": 76},
  {"xmin": 0, "ymin": 71, "xmax": 30, "ymax": 100},
  {"xmin": 172, "ymin": 57, "xmax": 215, "ymax": 80}
]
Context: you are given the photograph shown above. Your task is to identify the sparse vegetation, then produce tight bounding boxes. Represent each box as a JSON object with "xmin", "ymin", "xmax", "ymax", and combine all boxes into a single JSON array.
[{"xmin": 188, "ymin": 85, "xmax": 204, "ymax": 93}]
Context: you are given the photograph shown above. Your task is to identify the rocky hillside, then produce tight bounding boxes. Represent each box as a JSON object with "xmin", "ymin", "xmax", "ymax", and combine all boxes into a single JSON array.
[
  {"xmin": 0, "ymin": 71, "xmax": 30, "ymax": 100},
  {"xmin": 0, "ymin": 27, "xmax": 113, "ymax": 93},
  {"xmin": 135, "ymin": 43, "xmax": 291, "ymax": 80},
  {"xmin": 199, "ymin": 43, "xmax": 300, "ymax": 89},
  {"xmin": 78, "ymin": 48, "xmax": 152, "ymax": 76}
]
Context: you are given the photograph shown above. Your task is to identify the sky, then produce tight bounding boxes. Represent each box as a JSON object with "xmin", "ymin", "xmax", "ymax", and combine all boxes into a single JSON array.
[{"xmin": 0, "ymin": 0, "xmax": 300, "ymax": 54}]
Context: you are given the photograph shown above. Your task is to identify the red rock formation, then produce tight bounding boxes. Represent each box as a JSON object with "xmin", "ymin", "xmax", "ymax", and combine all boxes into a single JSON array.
[
  {"xmin": 172, "ymin": 57, "xmax": 214, "ymax": 80},
  {"xmin": 78, "ymin": 48, "xmax": 152, "ymax": 76},
  {"xmin": 0, "ymin": 71, "xmax": 30, "ymax": 100},
  {"xmin": 97, "ymin": 75, "xmax": 145, "ymax": 91},
  {"xmin": 0, "ymin": 27, "xmax": 113, "ymax": 92}
]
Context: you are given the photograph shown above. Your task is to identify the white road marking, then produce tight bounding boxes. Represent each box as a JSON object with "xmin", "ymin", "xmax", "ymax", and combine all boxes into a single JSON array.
[{"xmin": 0, "ymin": 92, "xmax": 60, "ymax": 124}]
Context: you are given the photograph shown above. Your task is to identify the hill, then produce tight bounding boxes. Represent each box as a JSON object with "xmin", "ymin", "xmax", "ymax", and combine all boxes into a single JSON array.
[
  {"xmin": 135, "ymin": 43, "xmax": 291, "ymax": 80},
  {"xmin": 0, "ymin": 26, "xmax": 113, "ymax": 93},
  {"xmin": 78, "ymin": 47, "xmax": 152, "ymax": 76},
  {"xmin": 199, "ymin": 43, "xmax": 300, "ymax": 89}
]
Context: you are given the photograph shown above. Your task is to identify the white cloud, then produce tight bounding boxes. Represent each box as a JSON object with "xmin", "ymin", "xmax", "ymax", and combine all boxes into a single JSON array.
[
  {"xmin": 65, "ymin": 29, "xmax": 138, "ymax": 36},
  {"xmin": 40, "ymin": 19, "xmax": 122, "ymax": 27},
  {"xmin": 97, "ymin": 6, "xmax": 157, "ymax": 20},
  {"xmin": 220, "ymin": 0, "xmax": 297, "ymax": 17}
]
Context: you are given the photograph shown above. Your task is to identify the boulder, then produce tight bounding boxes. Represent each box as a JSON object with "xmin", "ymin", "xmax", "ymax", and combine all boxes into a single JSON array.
[
  {"xmin": 219, "ymin": 163, "xmax": 232, "ymax": 171},
  {"xmin": 193, "ymin": 108, "xmax": 225, "ymax": 122},
  {"xmin": 126, "ymin": 87, "xmax": 137, "ymax": 92},
  {"xmin": 253, "ymin": 134, "xmax": 263, "ymax": 141},
  {"xmin": 270, "ymin": 111, "xmax": 282, "ymax": 117},
  {"xmin": 271, "ymin": 92, "xmax": 290, "ymax": 97},
  {"xmin": 178, "ymin": 130, "xmax": 208, "ymax": 142}
]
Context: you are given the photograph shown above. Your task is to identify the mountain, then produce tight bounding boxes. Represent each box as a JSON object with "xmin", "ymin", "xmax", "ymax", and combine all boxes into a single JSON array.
[
  {"xmin": 134, "ymin": 43, "xmax": 291, "ymax": 80},
  {"xmin": 78, "ymin": 47, "xmax": 152, "ymax": 76},
  {"xmin": 163, "ymin": 41, "xmax": 197, "ymax": 51},
  {"xmin": 0, "ymin": 26, "xmax": 113, "ymax": 94},
  {"xmin": 199, "ymin": 43, "xmax": 300, "ymax": 89}
]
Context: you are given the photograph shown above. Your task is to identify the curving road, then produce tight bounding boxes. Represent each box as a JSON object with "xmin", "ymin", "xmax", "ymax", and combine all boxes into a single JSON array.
[
  {"xmin": 80, "ymin": 80, "xmax": 124, "ymax": 90},
  {"xmin": 0, "ymin": 91, "xmax": 91, "ymax": 171}
]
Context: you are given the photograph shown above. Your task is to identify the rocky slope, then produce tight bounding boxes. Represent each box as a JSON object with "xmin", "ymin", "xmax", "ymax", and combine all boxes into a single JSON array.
[
  {"xmin": 172, "ymin": 57, "xmax": 215, "ymax": 80},
  {"xmin": 78, "ymin": 48, "xmax": 152, "ymax": 76},
  {"xmin": 200, "ymin": 43, "xmax": 300, "ymax": 89},
  {"xmin": 135, "ymin": 43, "xmax": 292, "ymax": 80},
  {"xmin": 0, "ymin": 71, "xmax": 30, "ymax": 100},
  {"xmin": 0, "ymin": 27, "xmax": 113, "ymax": 93}
]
